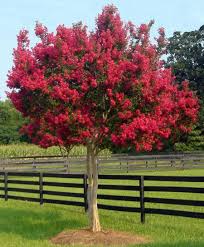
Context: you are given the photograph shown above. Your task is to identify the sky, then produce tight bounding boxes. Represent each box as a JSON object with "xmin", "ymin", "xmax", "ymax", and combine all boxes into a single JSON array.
[{"xmin": 1, "ymin": 0, "xmax": 204, "ymax": 100}]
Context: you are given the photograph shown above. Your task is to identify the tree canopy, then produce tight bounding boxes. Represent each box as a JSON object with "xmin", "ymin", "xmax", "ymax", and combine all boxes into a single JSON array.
[
  {"xmin": 167, "ymin": 25, "xmax": 204, "ymax": 96},
  {"xmin": 7, "ymin": 5, "xmax": 198, "ymax": 153}
]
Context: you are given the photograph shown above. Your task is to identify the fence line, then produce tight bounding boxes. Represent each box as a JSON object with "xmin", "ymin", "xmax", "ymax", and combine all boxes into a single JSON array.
[
  {"xmin": 0, "ymin": 171, "xmax": 204, "ymax": 222},
  {"xmin": 0, "ymin": 152, "xmax": 204, "ymax": 173}
]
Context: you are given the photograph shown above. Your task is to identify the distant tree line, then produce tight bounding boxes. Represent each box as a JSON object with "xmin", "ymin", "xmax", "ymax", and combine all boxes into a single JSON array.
[
  {"xmin": 167, "ymin": 25, "xmax": 204, "ymax": 151},
  {"xmin": 0, "ymin": 100, "xmax": 29, "ymax": 144},
  {"xmin": 1, "ymin": 24, "xmax": 204, "ymax": 151}
]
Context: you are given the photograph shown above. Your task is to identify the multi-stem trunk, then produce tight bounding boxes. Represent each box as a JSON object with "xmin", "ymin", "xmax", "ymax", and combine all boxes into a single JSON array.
[{"xmin": 86, "ymin": 143, "xmax": 101, "ymax": 232}]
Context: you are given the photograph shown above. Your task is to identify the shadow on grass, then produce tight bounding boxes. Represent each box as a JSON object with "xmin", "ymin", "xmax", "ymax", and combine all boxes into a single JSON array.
[
  {"xmin": 0, "ymin": 202, "xmax": 203, "ymax": 247},
  {"xmin": 0, "ymin": 202, "xmax": 86, "ymax": 240}
]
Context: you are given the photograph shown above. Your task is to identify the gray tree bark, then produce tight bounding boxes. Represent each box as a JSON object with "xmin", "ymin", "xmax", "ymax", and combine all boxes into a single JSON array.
[{"xmin": 86, "ymin": 143, "xmax": 101, "ymax": 232}]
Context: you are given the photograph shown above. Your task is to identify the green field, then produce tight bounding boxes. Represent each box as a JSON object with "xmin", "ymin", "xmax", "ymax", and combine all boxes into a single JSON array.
[
  {"xmin": 0, "ymin": 169, "xmax": 204, "ymax": 247},
  {"xmin": 0, "ymin": 144, "xmax": 111, "ymax": 158}
]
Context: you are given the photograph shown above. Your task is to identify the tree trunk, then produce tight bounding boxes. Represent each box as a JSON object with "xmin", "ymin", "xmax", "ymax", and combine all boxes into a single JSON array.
[{"xmin": 86, "ymin": 143, "xmax": 101, "ymax": 232}]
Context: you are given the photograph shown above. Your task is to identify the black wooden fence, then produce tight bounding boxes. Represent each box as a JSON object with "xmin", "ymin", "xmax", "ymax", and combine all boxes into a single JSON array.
[{"xmin": 0, "ymin": 172, "xmax": 204, "ymax": 223}]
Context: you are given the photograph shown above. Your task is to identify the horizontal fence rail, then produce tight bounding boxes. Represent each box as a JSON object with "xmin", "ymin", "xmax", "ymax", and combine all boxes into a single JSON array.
[
  {"xmin": 0, "ymin": 172, "xmax": 203, "ymax": 223},
  {"xmin": 0, "ymin": 172, "xmax": 86, "ymax": 208},
  {"xmin": 0, "ymin": 152, "xmax": 204, "ymax": 173}
]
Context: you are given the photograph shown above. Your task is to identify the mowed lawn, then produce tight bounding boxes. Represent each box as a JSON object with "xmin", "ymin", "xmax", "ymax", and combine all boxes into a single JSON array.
[{"xmin": 0, "ymin": 169, "xmax": 204, "ymax": 247}]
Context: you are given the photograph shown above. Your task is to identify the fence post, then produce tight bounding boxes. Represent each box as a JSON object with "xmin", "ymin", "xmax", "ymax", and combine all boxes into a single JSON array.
[
  {"xmin": 64, "ymin": 157, "xmax": 69, "ymax": 173},
  {"xmin": 155, "ymin": 157, "xmax": 158, "ymax": 168},
  {"xmin": 181, "ymin": 159, "xmax": 185, "ymax": 169},
  {"xmin": 39, "ymin": 173, "xmax": 43, "ymax": 205},
  {"xmin": 139, "ymin": 175, "xmax": 145, "ymax": 223},
  {"xmin": 83, "ymin": 174, "xmax": 88, "ymax": 212},
  {"xmin": 32, "ymin": 158, "xmax": 36, "ymax": 170},
  {"xmin": 4, "ymin": 172, "xmax": 8, "ymax": 201},
  {"xmin": 96, "ymin": 158, "xmax": 99, "ymax": 173}
]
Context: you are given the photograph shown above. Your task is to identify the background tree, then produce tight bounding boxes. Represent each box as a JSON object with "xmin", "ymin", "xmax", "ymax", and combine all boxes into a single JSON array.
[
  {"xmin": 0, "ymin": 100, "xmax": 27, "ymax": 144},
  {"xmin": 167, "ymin": 26, "xmax": 204, "ymax": 150},
  {"xmin": 167, "ymin": 26, "xmax": 204, "ymax": 95},
  {"xmin": 7, "ymin": 5, "xmax": 198, "ymax": 232},
  {"xmin": 174, "ymin": 125, "xmax": 204, "ymax": 151}
]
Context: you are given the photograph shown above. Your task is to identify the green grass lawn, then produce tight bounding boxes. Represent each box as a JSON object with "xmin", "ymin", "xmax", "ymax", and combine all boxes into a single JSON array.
[{"xmin": 0, "ymin": 169, "xmax": 204, "ymax": 246}]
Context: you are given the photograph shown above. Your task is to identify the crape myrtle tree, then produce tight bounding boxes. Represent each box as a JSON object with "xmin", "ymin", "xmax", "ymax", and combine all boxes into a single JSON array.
[{"xmin": 7, "ymin": 5, "xmax": 198, "ymax": 232}]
